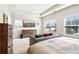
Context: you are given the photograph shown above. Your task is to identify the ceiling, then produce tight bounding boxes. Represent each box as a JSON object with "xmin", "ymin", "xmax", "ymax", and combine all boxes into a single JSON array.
[
  {"xmin": 8, "ymin": 4, "xmax": 55, "ymax": 14},
  {"xmin": 7, "ymin": 4, "xmax": 55, "ymax": 20},
  {"xmin": 7, "ymin": 4, "xmax": 73, "ymax": 20},
  {"xmin": 16, "ymin": 4, "xmax": 55, "ymax": 14}
]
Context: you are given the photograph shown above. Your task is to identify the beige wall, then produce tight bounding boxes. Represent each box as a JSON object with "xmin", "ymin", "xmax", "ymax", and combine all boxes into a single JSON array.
[
  {"xmin": 0, "ymin": 5, "xmax": 11, "ymax": 23},
  {"xmin": 0, "ymin": 5, "xmax": 3, "ymax": 23},
  {"xmin": 42, "ymin": 5, "xmax": 79, "ymax": 35}
]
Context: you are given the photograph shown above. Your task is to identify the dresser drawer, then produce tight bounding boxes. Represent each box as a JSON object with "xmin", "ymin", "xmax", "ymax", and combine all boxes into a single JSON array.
[
  {"xmin": 8, "ymin": 46, "xmax": 13, "ymax": 54},
  {"xmin": 8, "ymin": 35, "xmax": 13, "ymax": 38},
  {"xmin": 8, "ymin": 30, "xmax": 13, "ymax": 34},
  {"xmin": 0, "ymin": 43, "xmax": 7, "ymax": 46},
  {"xmin": 0, "ymin": 46, "xmax": 7, "ymax": 54},
  {"xmin": 0, "ymin": 40, "xmax": 7, "ymax": 44},
  {"xmin": 8, "ymin": 25, "xmax": 13, "ymax": 29},
  {"xmin": 8, "ymin": 40, "xmax": 13, "ymax": 46}
]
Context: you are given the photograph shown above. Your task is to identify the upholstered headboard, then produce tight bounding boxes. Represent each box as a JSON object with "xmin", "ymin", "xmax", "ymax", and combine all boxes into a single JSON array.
[{"xmin": 22, "ymin": 30, "xmax": 37, "ymax": 38}]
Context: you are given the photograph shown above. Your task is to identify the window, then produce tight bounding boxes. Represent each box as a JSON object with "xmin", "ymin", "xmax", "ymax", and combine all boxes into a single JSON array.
[
  {"xmin": 45, "ymin": 20, "xmax": 56, "ymax": 32},
  {"xmin": 64, "ymin": 14, "xmax": 79, "ymax": 37}
]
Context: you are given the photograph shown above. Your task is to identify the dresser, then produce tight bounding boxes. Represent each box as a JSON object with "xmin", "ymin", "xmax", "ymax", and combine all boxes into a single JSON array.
[{"xmin": 0, "ymin": 23, "xmax": 13, "ymax": 54}]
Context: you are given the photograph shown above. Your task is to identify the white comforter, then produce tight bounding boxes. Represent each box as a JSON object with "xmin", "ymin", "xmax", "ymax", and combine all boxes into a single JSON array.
[{"xmin": 27, "ymin": 37, "xmax": 79, "ymax": 54}]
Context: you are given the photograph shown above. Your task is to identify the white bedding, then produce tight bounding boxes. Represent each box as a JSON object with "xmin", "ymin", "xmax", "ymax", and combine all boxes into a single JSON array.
[{"xmin": 27, "ymin": 37, "xmax": 79, "ymax": 54}]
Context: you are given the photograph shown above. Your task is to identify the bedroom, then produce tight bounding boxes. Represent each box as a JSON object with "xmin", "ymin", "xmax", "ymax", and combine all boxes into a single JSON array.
[{"xmin": 0, "ymin": 4, "xmax": 79, "ymax": 54}]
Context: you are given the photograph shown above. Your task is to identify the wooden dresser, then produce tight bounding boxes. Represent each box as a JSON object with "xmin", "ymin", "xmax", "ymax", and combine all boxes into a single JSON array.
[{"xmin": 0, "ymin": 23, "xmax": 13, "ymax": 54}]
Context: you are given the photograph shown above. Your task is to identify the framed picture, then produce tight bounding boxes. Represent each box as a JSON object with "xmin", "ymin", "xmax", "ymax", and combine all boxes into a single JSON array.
[{"xmin": 23, "ymin": 23, "xmax": 35, "ymax": 27}]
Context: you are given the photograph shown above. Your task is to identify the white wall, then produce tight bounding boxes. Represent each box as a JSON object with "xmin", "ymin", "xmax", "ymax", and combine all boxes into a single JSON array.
[
  {"xmin": 24, "ymin": 18, "xmax": 42, "ymax": 34},
  {"xmin": 13, "ymin": 19, "xmax": 23, "ymax": 39},
  {"xmin": 0, "ymin": 5, "xmax": 3, "ymax": 23},
  {"xmin": 35, "ymin": 17, "xmax": 42, "ymax": 34},
  {"xmin": 42, "ymin": 5, "xmax": 79, "ymax": 35},
  {"xmin": 13, "ymin": 18, "xmax": 42, "ymax": 39}
]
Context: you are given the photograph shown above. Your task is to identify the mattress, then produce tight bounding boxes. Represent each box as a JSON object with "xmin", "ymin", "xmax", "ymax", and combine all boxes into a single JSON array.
[{"xmin": 27, "ymin": 37, "xmax": 79, "ymax": 54}]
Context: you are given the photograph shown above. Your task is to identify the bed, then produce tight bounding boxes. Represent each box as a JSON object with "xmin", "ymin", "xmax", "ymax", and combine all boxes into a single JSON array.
[{"xmin": 27, "ymin": 37, "xmax": 79, "ymax": 54}]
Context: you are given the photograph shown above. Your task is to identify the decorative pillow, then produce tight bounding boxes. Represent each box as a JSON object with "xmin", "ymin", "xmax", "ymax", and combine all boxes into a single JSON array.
[
  {"xmin": 35, "ymin": 34, "xmax": 44, "ymax": 38},
  {"xmin": 44, "ymin": 32, "xmax": 53, "ymax": 37}
]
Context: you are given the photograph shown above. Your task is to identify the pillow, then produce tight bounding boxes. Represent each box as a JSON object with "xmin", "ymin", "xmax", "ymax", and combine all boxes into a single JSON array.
[
  {"xmin": 44, "ymin": 32, "xmax": 53, "ymax": 37},
  {"xmin": 35, "ymin": 34, "xmax": 44, "ymax": 38}
]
